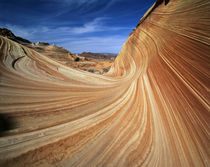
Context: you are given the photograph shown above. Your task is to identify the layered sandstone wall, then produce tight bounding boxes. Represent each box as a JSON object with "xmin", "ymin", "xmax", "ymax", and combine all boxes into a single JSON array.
[{"xmin": 0, "ymin": 0, "xmax": 209, "ymax": 166}]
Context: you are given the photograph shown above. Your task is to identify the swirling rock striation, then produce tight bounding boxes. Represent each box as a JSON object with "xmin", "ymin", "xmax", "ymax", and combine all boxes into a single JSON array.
[{"xmin": 0, "ymin": 0, "xmax": 209, "ymax": 166}]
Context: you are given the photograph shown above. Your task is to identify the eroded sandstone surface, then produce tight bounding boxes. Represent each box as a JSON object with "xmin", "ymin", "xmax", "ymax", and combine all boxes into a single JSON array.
[{"xmin": 0, "ymin": 0, "xmax": 209, "ymax": 166}]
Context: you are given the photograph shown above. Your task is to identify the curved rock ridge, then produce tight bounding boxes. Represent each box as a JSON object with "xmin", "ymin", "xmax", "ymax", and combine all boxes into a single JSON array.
[{"xmin": 0, "ymin": 0, "xmax": 209, "ymax": 166}]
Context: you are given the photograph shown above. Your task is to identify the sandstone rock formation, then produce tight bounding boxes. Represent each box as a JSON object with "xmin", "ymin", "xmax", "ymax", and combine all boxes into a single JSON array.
[
  {"xmin": 35, "ymin": 41, "xmax": 50, "ymax": 46},
  {"xmin": 0, "ymin": 28, "xmax": 31, "ymax": 44},
  {"xmin": 0, "ymin": 0, "xmax": 209, "ymax": 166}
]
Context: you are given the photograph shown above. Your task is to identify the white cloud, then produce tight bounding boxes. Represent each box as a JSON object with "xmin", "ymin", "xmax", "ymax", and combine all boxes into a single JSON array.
[
  {"xmin": 71, "ymin": 17, "xmax": 132, "ymax": 34},
  {"xmin": 0, "ymin": 18, "xmax": 130, "ymax": 53},
  {"xmin": 0, "ymin": 17, "xmax": 131, "ymax": 38},
  {"xmin": 71, "ymin": 17, "xmax": 106, "ymax": 34},
  {"xmin": 51, "ymin": 0, "xmax": 103, "ymax": 5},
  {"xmin": 60, "ymin": 36, "xmax": 127, "ymax": 53},
  {"xmin": 72, "ymin": 18, "xmax": 100, "ymax": 33},
  {"xmin": 49, "ymin": 0, "xmax": 120, "ymax": 16},
  {"xmin": 48, "ymin": 0, "xmax": 100, "ymax": 7}
]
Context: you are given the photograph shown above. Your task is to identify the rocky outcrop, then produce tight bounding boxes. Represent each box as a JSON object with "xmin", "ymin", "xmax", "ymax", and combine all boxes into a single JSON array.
[
  {"xmin": 35, "ymin": 41, "xmax": 50, "ymax": 46},
  {"xmin": 0, "ymin": 0, "xmax": 209, "ymax": 166},
  {"xmin": 0, "ymin": 28, "xmax": 16, "ymax": 38},
  {"xmin": 0, "ymin": 28, "xmax": 31, "ymax": 44}
]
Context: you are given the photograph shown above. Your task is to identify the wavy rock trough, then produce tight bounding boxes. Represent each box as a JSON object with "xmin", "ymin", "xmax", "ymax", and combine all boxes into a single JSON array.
[{"xmin": 0, "ymin": 0, "xmax": 209, "ymax": 166}]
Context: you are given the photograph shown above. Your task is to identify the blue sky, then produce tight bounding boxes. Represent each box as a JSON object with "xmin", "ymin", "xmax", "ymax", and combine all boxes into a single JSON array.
[{"xmin": 0, "ymin": 0, "xmax": 155, "ymax": 53}]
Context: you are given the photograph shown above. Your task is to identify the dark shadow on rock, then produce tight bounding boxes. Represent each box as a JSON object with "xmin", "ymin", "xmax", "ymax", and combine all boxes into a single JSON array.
[
  {"xmin": 0, "ymin": 113, "xmax": 17, "ymax": 137},
  {"xmin": 165, "ymin": 0, "xmax": 170, "ymax": 5},
  {"xmin": 74, "ymin": 57, "xmax": 80, "ymax": 62},
  {"xmin": 88, "ymin": 69, "xmax": 95, "ymax": 73}
]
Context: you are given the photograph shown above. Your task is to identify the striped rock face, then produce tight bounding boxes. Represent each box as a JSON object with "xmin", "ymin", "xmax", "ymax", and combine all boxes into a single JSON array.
[{"xmin": 0, "ymin": 0, "xmax": 209, "ymax": 166}]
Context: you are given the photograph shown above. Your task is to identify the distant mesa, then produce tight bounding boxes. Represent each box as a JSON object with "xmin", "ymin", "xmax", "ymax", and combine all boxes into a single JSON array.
[
  {"xmin": 80, "ymin": 52, "xmax": 117, "ymax": 60},
  {"xmin": 35, "ymin": 41, "xmax": 50, "ymax": 46},
  {"xmin": 0, "ymin": 28, "xmax": 31, "ymax": 44}
]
